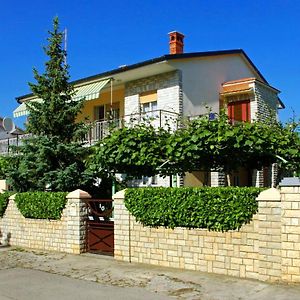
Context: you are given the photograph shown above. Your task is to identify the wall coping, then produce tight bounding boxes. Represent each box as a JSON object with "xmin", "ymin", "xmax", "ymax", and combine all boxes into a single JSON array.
[
  {"xmin": 66, "ymin": 189, "xmax": 91, "ymax": 199},
  {"xmin": 8, "ymin": 194, "xmax": 16, "ymax": 200},
  {"xmin": 256, "ymin": 188, "xmax": 281, "ymax": 202},
  {"xmin": 112, "ymin": 189, "xmax": 126, "ymax": 200},
  {"xmin": 279, "ymin": 177, "xmax": 300, "ymax": 187}
]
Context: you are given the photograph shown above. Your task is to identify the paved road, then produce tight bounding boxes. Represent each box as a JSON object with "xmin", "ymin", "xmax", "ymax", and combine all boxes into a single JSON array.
[
  {"xmin": 0, "ymin": 268, "xmax": 170, "ymax": 300},
  {"xmin": 1, "ymin": 247, "xmax": 300, "ymax": 299}
]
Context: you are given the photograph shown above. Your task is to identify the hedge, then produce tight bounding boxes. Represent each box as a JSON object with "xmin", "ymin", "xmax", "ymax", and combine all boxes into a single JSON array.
[
  {"xmin": 0, "ymin": 192, "xmax": 12, "ymax": 217},
  {"xmin": 14, "ymin": 192, "xmax": 67, "ymax": 220},
  {"xmin": 125, "ymin": 187, "xmax": 262, "ymax": 231}
]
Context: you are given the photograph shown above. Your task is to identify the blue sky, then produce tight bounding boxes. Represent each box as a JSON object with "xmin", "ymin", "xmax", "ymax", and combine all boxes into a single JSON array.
[{"xmin": 1, "ymin": 0, "xmax": 299, "ymax": 126}]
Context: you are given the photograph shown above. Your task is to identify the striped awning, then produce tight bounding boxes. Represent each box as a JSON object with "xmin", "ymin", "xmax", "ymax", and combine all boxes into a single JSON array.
[
  {"xmin": 13, "ymin": 99, "xmax": 43, "ymax": 118},
  {"xmin": 13, "ymin": 78, "xmax": 111, "ymax": 118},
  {"xmin": 73, "ymin": 78, "xmax": 111, "ymax": 101}
]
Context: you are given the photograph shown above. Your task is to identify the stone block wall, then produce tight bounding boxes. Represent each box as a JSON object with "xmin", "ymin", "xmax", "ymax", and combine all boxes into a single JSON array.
[
  {"xmin": 113, "ymin": 186, "xmax": 300, "ymax": 283},
  {"xmin": 254, "ymin": 82, "xmax": 278, "ymax": 122},
  {"xmin": 124, "ymin": 71, "xmax": 182, "ymax": 115},
  {"xmin": 0, "ymin": 189, "xmax": 89, "ymax": 254}
]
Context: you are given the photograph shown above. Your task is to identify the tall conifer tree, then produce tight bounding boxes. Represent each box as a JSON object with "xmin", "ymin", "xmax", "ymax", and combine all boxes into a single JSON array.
[{"xmin": 8, "ymin": 17, "xmax": 91, "ymax": 192}]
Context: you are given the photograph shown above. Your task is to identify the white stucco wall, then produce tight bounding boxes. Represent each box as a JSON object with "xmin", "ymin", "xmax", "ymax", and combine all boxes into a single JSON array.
[{"xmin": 169, "ymin": 54, "xmax": 259, "ymax": 117}]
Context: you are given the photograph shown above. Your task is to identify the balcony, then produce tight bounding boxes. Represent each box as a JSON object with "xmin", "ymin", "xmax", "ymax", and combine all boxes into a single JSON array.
[
  {"xmin": 0, "ymin": 110, "xmax": 179, "ymax": 154},
  {"xmin": 85, "ymin": 109, "xmax": 179, "ymax": 145},
  {"xmin": 0, "ymin": 134, "xmax": 31, "ymax": 155}
]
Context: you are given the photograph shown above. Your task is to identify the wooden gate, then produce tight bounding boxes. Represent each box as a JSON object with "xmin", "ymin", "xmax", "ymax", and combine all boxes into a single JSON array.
[{"xmin": 84, "ymin": 199, "xmax": 114, "ymax": 255}]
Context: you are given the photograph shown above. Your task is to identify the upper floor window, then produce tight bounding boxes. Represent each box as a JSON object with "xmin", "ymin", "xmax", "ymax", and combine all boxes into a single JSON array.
[
  {"xmin": 139, "ymin": 90, "xmax": 158, "ymax": 118},
  {"xmin": 227, "ymin": 100, "xmax": 250, "ymax": 123},
  {"xmin": 142, "ymin": 101, "xmax": 157, "ymax": 113}
]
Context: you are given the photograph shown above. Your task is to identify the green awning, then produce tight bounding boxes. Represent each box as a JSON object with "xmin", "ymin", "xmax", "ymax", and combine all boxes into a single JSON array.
[
  {"xmin": 13, "ymin": 78, "xmax": 111, "ymax": 118},
  {"xmin": 13, "ymin": 99, "xmax": 43, "ymax": 118},
  {"xmin": 73, "ymin": 78, "xmax": 111, "ymax": 101}
]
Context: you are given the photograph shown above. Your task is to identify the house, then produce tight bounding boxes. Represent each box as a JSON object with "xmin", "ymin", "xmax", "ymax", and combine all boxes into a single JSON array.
[
  {"xmin": 0, "ymin": 117, "xmax": 24, "ymax": 155},
  {"xmin": 12, "ymin": 31, "xmax": 283, "ymax": 187}
]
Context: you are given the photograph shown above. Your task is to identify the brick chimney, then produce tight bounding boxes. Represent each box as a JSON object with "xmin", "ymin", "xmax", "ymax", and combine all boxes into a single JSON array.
[{"xmin": 168, "ymin": 31, "xmax": 185, "ymax": 54}]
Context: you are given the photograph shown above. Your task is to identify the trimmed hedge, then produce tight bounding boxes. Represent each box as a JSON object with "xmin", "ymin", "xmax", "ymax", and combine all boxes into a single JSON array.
[
  {"xmin": 14, "ymin": 192, "xmax": 67, "ymax": 220},
  {"xmin": 125, "ymin": 187, "xmax": 262, "ymax": 231},
  {"xmin": 0, "ymin": 192, "xmax": 12, "ymax": 217}
]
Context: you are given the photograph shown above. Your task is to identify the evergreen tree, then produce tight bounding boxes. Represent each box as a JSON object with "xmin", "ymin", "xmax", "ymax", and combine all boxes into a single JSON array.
[{"xmin": 8, "ymin": 17, "xmax": 91, "ymax": 192}]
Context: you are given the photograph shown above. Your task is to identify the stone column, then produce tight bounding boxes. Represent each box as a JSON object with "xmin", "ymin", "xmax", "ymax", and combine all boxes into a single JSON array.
[
  {"xmin": 66, "ymin": 189, "xmax": 90, "ymax": 254},
  {"xmin": 256, "ymin": 188, "xmax": 281, "ymax": 281},
  {"xmin": 112, "ymin": 189, "xmax": 131, "ymax": 262},
  {"xmin": 280, "ymin": 178, "xmax": 300, "ymax": 282}
]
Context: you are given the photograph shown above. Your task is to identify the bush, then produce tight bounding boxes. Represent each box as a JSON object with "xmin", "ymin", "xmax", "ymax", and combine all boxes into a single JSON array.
[
  {"xmin": 125, "ymin": 187, "xmax": 262, "ymax": 231},
  {"xmin": 0, "ymin": 192, "xmax": 12, "ymax": 217},
  {"xmin": 14, "ymin": 192, "xmax": 67, "ymax": 219}
]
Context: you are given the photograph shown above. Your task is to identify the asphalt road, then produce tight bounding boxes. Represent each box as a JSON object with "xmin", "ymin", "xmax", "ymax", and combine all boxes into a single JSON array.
[
  {"xmin": 1, "ymin": 248, "xmax": 300, "ymax": 300},
  {"xmin": 0, "ymin": 268, "xmax": 170, "ymax": 300}
]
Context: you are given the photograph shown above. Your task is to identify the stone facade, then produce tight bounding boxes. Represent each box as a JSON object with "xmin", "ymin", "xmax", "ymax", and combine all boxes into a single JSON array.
[
  {"xmin": 254, "ymin": 82, "xmax": 278, "ymax": 122},
  {"xmin": 124, "ymin": 71, "xmax": 182, "ymax": 115},
  {"xmin": 113, "ymin": 186, "xmax": 300, "ymax": 283},
  {"xmin": 0, "ymin": 189, "xmax": 88, "ymax": 254}
]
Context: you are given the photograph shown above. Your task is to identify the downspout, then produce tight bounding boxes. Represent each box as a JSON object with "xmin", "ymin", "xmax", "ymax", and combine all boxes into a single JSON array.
[{"xmin": 110, "ymin": 78, "xmax": 113, "ymax": 116}]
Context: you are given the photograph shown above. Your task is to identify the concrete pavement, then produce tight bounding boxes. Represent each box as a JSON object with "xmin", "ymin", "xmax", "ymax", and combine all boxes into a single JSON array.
[{"xmin": 0, "ymin": 247, "xmax": 300, "ymax": 299}]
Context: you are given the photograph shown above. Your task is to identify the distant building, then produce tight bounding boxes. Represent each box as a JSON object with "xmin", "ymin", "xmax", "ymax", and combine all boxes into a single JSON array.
[{"xmin": 0, "ymin": 117, "xmax": 24, "ymax": 154}]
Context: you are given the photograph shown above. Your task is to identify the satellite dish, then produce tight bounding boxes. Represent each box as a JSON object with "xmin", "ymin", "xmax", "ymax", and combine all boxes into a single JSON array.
[{"xmin": 2, "ymin": 117, "xmax": 16, "ymax": 133}]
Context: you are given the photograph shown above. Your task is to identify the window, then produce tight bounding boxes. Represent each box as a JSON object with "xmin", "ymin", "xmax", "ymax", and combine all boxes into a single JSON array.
[
  {"xmin": 139, "ymin": 91, "xmax": 158, "ymax": 118},
  {"xmin": 151, "ymin": 175, "xmax": 158, "ymax": 185},
  {"xmin": 227, "ymin": 100, "xmax": 250, "ymax": 123},
  {"xmin": 94, "ymin": 105, "xmax": 105, "ymax": 121},
  {"xmin": 142, "ymin": 176, "xmax": 149, "ymax": 185},
  {"xmin": 94, "ymin": 102, "xmax": 120, "ymax": 121},
  {"xmin": 142, "ymin": 101, "xmax": 157, "ymax": 115}
]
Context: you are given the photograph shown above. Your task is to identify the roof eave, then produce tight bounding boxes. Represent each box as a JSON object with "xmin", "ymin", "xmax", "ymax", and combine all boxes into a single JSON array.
[{"xmin": 16, "ymin": 49, "xmax": 269, "ymax": 102}]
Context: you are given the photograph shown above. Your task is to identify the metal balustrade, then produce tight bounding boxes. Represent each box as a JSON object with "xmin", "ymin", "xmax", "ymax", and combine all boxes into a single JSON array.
[
  {"xmin": 85, "ymin": 109, "xmax": 179, "ymax": 145},
  {"xmin": 0, "ymin": 110, "xmax": 180, "ymax": 153},
  {"xmin": 0, "ymin": 134, "xmax": 31, "ymax": 155}
]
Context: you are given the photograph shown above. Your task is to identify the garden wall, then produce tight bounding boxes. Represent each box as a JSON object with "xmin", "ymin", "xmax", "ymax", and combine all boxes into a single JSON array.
[
  {"xmin": 113, "ymin": 185, "xmax": 300, "ymax": 283},
  {"xmin": 0, "ymin": 189, "xmax": 88, "ymax": 254}
]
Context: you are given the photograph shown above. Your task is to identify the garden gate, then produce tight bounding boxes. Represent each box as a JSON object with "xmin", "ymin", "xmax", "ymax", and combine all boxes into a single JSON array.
[{"xmin": 84, "ymin": 199, "xmax": 114, "ymax": 255}]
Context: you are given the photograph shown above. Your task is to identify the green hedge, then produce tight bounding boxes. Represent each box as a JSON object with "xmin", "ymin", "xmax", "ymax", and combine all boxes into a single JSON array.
[
  {"xmin": 125, "ymin": 187, "xmax": 262, "ymax": 231},
  {"xmin": 14, "ymin": 192, "xmax": 67, "ymax": 220},
  {"xmin": 0, "ymin": 192, "xmax": 12, "ymax": 217}
]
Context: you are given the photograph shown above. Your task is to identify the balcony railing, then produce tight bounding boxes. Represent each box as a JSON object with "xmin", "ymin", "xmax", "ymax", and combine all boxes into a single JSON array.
[
  {"xmin": 85, "ymin": 109, "xmax": 179, "ymax": 145},
  {"xmin": 0, "ymin": 134, "xmax": 31, "ymax": 155},
  {"xmin": 0, "ymin": 110, "xmax": 180, "ymax": 154}
]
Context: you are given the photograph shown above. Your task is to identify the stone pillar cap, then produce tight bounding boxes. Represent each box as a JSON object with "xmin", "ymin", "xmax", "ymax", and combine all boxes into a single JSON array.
[
  {"xmin": 66, "ymin": 189, "xmax": 91, "ymax": 199},
  {"xmin": 256, "ymin": 188, "xmax": 281, "ymax": 201},
  {"xmin": 112, "ymin": 189, "xmax": 126, "ymax": 200},
  {"xmin": 279, "ymin": 177, "xmax": 300, "ymax": 187}
]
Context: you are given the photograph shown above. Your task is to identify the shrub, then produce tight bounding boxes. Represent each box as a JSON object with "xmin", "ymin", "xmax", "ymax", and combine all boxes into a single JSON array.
[
  {"xmin": 0, "ymin": 192, "xmax": 12, "ymax": 217},
  {"xmin": 125, "ymin": 187, "xmax": 262, "ymax": 231},
  {"xmin": 14, "ymin": 192, "xmax": 67, "ymax": 219}
]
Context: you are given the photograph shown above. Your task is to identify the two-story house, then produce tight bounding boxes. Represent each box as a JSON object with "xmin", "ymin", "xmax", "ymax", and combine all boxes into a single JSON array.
[{"xmin": 13, "ymin": 32, "xmax": 284, "ymax": 187}]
